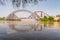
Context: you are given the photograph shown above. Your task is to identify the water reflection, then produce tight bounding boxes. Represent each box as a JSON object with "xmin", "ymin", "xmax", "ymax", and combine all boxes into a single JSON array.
[
  {"xmin": 6, "ymin": 21, "xmax": 46, "ymax": 32},
  {"xmin": 1, "ymin": 21, "xmax": 60, "ymax": 40},
  {"xmin": 0, "ymin": 21, "xmax": 60, "ymax": 32}
]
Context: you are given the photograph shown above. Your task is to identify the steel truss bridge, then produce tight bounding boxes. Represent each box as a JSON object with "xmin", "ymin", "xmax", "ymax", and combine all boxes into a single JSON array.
[{"xmin": 7, "ymin": 10, "xmax": 49, "ymax": 20}]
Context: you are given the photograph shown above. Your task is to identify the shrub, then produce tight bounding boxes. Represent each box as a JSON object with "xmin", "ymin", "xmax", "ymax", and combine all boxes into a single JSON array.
[
  {"xmin": 39, "ymin": 16, "xmax": 48, "ymax": 22},
  {"xmin": 48, "ymin": 16, "xmax": 54, "ymax": 21}
]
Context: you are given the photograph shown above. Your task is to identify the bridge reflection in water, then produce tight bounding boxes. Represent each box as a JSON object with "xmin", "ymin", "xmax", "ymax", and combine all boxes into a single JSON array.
[
  {"xmin": 0, "ymin": 20, "xmax": 60, "ymax": 33},
  {"xmin": 4, "ymin": 9, "xmax": 49, "ymax": 32},
  {"xmin": 6, "ymin": 20, "xmax": 45, "ymax": 32},
  {"xmin": 1, "ymin": 21, "xmax": 60, "ymax": 40},
  {"xmin": 0, "ymin": 20, "xmax": 60, "ymax": 32}
]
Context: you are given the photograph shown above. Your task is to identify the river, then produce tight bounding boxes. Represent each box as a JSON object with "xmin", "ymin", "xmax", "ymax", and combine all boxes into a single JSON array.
[{"xmin": 0, "ymin": 20, "xmax": 60, "ymax": 40}]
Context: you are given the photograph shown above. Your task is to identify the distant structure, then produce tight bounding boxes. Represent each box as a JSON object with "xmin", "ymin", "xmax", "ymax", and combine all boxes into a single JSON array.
[
  {"xmin": 28, "ymin": 11, "xmax": 49, "ymax": 19},
  {"xmin": 6, "ymin": 13, "xmax": 19, "ymax": 21},
  {"xmin": 28, "ymin": 12, "xmax": 40, "ymax": 19},
  {"xmin": 6, "ymin": 10, "xmax": 49, "ymax": 20},
  {"xmin": 53, "ymin": 16, "xmax": 60, "ymax": 20}
]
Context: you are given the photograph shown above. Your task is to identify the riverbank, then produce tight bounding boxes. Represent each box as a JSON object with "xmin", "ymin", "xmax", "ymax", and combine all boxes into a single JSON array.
[{"xmin": 38, "ymin": 16, "xmax": 60, "ymax": 22}]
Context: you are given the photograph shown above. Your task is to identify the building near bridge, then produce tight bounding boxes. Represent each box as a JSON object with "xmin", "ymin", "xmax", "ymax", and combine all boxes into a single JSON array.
[{"xmin": 53, "ymin": 16, "xmax": 60, "ymax": 20}]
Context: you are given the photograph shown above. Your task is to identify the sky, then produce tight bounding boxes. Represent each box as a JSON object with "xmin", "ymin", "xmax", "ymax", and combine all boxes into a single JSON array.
[{"xmin": 0, "ymin": 0, "xmax": 60, "ymax": 17}]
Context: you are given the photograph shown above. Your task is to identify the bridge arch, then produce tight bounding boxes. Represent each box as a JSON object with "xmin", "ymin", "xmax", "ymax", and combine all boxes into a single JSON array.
[
  {"xmin": 11, "ymin": 9, "xmax": 33, "ymax": 14},
  {"xmin": 6, "ymin": 9, "xmax": 49, "ymax": 21},
  {"xmin": 7, "ymin": 10, "xmax": 36, "ymax": 20}
]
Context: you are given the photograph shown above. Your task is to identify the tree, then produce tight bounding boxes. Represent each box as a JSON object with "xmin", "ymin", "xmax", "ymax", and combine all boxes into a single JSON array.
[
  {"xmin": 48, "ymin": 16, "xmax": 54, "ymax": 21},
  {"xmin": 0, "ymin": 0, "xmax": 46, "ymax": 8},
  {"xmin": 40, "ymin": 16, "xmax": 48, "ymax": 21}
]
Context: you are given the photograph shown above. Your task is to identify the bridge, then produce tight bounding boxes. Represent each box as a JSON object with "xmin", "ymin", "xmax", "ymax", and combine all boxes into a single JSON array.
[{"xmin": 6, "ymin": 10, "xmax": 49, "ymax": 21}]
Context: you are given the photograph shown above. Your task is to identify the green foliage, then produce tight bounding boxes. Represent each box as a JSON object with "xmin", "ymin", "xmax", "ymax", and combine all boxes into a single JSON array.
[
  {"xmin": 0, "ymin": 17, "xmax": 21, "ymax": 21},
  {"xmin": 39, "ymin": 16, "xmax": 54, "ymax": 22},
  {"xmin": 39, "ymin": 16, "xmax": 48, "ymax": 22},
  {"xmin": 48, "ymin": 16, "xmax": 54, "ymax": 21},
  {"xmin": 0, "ymin": 17, "xmax": 5, "ymax": 21}
]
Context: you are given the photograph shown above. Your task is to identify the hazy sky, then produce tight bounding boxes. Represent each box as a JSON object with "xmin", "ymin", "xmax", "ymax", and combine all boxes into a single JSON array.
[{"xmin": 0, "ymin": 0, "xmax": 60, "ymax": 17}]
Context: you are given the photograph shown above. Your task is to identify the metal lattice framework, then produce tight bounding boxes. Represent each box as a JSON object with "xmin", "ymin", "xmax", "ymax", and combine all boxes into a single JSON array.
[
  {"xmin": 7, "ymin": 10, "xmax": 49, "ymax": 20},
  {"xmin": 28, "ymin": 11, "xmax": 49, "ymax": 19}
]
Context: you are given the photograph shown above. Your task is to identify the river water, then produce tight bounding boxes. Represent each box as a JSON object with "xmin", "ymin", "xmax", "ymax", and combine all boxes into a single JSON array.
[{"xmin": 0, "ymin": 20, "xmax": 60, "ymax": 40}]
